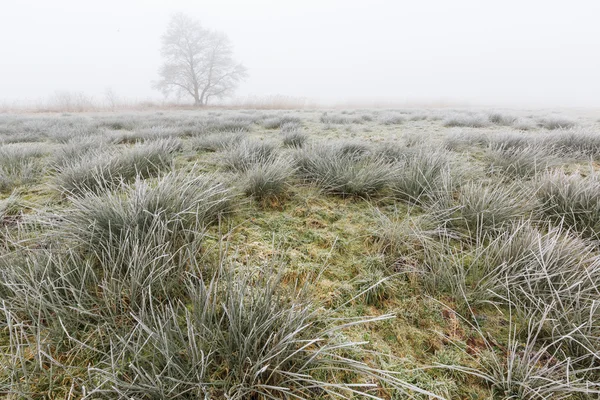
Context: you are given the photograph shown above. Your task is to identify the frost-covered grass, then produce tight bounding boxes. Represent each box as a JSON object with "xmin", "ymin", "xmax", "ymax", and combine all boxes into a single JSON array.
[{"xmin": 1, "ymin": 108, "xmax": 600, "ymax": 399}]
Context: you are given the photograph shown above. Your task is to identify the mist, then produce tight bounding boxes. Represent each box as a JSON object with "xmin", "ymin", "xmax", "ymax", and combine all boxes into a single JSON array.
[{"xmin": 1, "ymin": 0, "xmax": 599, "ymax": 107}]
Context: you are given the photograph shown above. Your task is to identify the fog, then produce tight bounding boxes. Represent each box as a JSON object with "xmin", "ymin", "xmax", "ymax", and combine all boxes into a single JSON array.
[{"xmin": 1, "ymin": 0, "xmax": 599, "ymax": 107}]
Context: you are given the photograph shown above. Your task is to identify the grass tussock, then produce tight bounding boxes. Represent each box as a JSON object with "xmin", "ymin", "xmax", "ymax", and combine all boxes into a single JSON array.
[
  {"xmin": 190, "ymin": 130, "xmax": 245, "ymax": 152},
  {"xmin": 221, "ymin": 139, "xmax": 278, "ymax": 172},
  {"xmin": 487, "ymin": 144, "xmax": 555, "ymax": 178},
  {"xmin": 537, "ymin": 169, "xmax": 600, "ymax": 238},
  {"xmin": 295, "ymin": 142, "xmax": 393, "ymax": 197},
  {"xmin": 389, "ymin": 147, "xmax": 454, "ymax": 205},
  {"xmin": 54, "ymin": 138, "xmax": 181, "ymax": 195},
  {"xmin": 242, "ymin": 156, "xmax": 295, "ymax": 200},
  {"xmin": 59, "ymin": 169, "xmax": 231, "ymax": 259}
]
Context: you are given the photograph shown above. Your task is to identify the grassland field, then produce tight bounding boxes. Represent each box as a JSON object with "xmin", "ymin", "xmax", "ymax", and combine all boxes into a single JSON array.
[{"xmin": 1, "ymin": 107, "xmax": 600, "ymax": 399}]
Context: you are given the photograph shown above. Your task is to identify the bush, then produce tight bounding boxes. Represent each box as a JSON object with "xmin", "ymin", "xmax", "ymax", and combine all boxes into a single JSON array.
[{"xmin": 295, "ymin": 142, "xmax": 393, "ymax": 196}]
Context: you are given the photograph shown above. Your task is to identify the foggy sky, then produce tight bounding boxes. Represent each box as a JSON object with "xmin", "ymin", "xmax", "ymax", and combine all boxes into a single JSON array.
[{"xmin": 1, "ymin": 0, "xmax": 599, "ymax": 107}]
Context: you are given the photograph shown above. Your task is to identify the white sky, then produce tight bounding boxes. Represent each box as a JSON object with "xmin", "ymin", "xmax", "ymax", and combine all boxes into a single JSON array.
[{"xmin": 1, "ymin": 0, "xmax": 599, "ymax": 107}]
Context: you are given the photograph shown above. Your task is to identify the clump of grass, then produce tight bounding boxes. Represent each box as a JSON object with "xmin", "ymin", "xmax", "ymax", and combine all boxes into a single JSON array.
[
  {"xmin": 205, "ymin": 117, "xmax": 253, "ymax": 133},
  {"xmin": 352, "ymin": 266, "xmax": 400, "ymax": 306},
  {"xmin": 221, "ymin": 139, "xmax": 278, "ymax": 172},
  {"xmin": 379, "ymin": 113, "xmax": 405, "ymax": 125},
  {"xmin": 190, "ymin": 131, "xmax": 245, "ymax": 152},
  {"xmin": 281, "ymin": 130, "xmax": 307, "ymax": 148},
  {"xmin": 483, "ymin": 222, "xmax": 600, "ymax": 362},
  {"xmin": 437, "ymin": 306, "xmax": 600, "ymax": 399},
  {"xmin": 543, "ymin": 129, "xmax": 600, "ymax": 159},
  {"xmin": 487, "ymin": 132, "xmax": 534, "ymax": 151},
  {"xmin": 389, "ymin": 147, "xmax": 454, "ymax": 205},
  {"xmin": 85, "ymin": 264, "xmax": 436, "ymax": 399},
  {"xmin": 54, "ymin": 138, "xmax": 180, "ymax": 195},
  {"xmin": 536, "ymin": 170, "xmax": 600, "ymax": 238},
  {"xmin": 444, "ymin": 131, "xmax": 490, "ymax": 151},
  {"xmin": 538, "ymin": 116, "xmax": 577, "ymax": 130},
  {"xmin": 243, "ymin": 156, "xmax": 295, "ymax": 200},
  {"xmin": 262, "ymin": 115, "xmax": 302, "ymax": 129},
  {"xmin": 107, "ymin": 126, "xmax": 181, "ymax": 144},
  {"xmin": 487, "ymin": 111, "xmax": 518, "ymax": 126},
  {"xmin": 59, "ymin": 168, "xmax": 231, "ymax": 259},
  {"xmin": 52, "ymin": 136, "xmax": 108, "ymax": 167},
  {"xmin": 0, "ymin": 144, "xmax": 47, "ymax": 192},
  {"xmin": 373, "ymin": 211, "xmax": 442, "ymax": 266},
  {"xmin": 513, "ymin": 118, "xmax": 536, "ymax": 130},
  {"xmin": 443, "ymin": 113, "xmax": 490, "ymax": 128},
  {"xmin": 487, "ymin": 144, "xmax": 555, "ymax": 178},
  {"xmin": 280, "ymin": 122, "xmax": 307, "ymax": 148},
  {"xmin": 440, "ymin": 181, "xmax": 532, "ymax": 234},
  {"xmin": 295, "ymin": 142, "xmax": 393, "ymax": 197},
  {"xmin": 319, "ymin": 112, "xmax": 363, "ymax": 124}
]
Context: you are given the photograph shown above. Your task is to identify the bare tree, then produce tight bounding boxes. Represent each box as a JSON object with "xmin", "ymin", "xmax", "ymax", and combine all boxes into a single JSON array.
[{"xmin": 154, "ymin": 13, "xmax": 247, "ymax": 106}]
